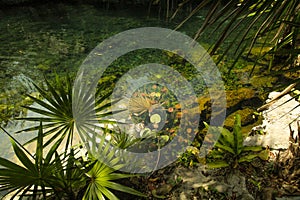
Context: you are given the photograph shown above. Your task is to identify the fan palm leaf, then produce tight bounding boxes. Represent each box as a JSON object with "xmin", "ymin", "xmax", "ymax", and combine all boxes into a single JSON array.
[
  {"xmin": 81, "ymin": 130, "xmax": 146, "ymax": 200},
  {"xmin": 16, "ymin": 75, "xmax": 116, "ymax": 152},
  {"xmin": 0, "ymin": 123, "xmax": 91, "ymax": 199},
  {"xmin": 83, "ymin": 160, "xmax": 146, "ymax": 200},
  {"xmin": 0, "ymin": 123, "xmax": 61, "ymax": 199}
]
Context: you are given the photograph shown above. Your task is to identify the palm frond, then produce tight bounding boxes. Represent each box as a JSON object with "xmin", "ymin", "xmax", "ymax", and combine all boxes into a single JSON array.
[
  {"xmin": 178, "ymin": 0, "xmax": 299, "ymax": 75},
  {"xmin": 0, "ymin": 123, "xmax": 60, "ymax": 199},
  {"xmin": 83, "ymin": 160, "xmax": 146, "ymax": 200},
  {"xmin": 16, "ymin": 75, "xmax": 117, "ymax": 153}
]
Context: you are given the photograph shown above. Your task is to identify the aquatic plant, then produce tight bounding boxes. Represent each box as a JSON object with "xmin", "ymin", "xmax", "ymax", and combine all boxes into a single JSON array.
[
  {"xmin": 128, "ymin": 93, "xmax": 155, "ymax": 116},
  {"xmin": 126, "ymin": 83, "xmax": 184, "ymax": 152}
]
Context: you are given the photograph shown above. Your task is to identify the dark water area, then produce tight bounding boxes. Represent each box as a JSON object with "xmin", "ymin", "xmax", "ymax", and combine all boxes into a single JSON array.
[{"xmin": 0, "ymin": 3, "xmax": 171, "ymax": 83}]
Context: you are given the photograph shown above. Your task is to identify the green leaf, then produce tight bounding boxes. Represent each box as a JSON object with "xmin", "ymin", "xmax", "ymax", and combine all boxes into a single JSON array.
[
  {"xmin": 0, "ymin": 157, "xmax": 27, "ymax": 172},
  {"xmin": 218, "ymin": 127, "xmax": 234, "ymax": 147},
  {"xmin": 97, "ymin": 186, "xmax": 119, "ymax": 200},
  {"xmin": 238, "ymin": 154, "xmax": 259, "ymax": 163},
  {"xmin": 203, "ymin": 122, "xmax": 210, "ymax": 129},
  {"xmin": 243, "ymin": 146, "xmax": 263, "ymax": 152},
  {"xmin": 258, "ymin": 149, "xmax": 270, "ymax": 160},
  {"xmin": 11, "ymin": 139, "xmax": 36, "ymax": 173},
  {"xmin": 108, "ymin": 173, "xmax": 137, "ymax": 181},
  {"xmin": 215, "ymin": 142, "xmax": 235, "ymax": 154},
  {"xmin": 104, "ymin": 181, "xmax": 146, "ymax": 197},
  {"xmin": 233, "ymin": 114, "xmax": 243, "ymax": 155},
  {"xmin": 207, "ymin": 149, "xmax": 225, "ymax": 159},
  {"xmin": 206, "ymin": 160, "xmax": 230, "ymax": 169},
  {"xmin": 36, "ymin": 121, "xmax": 43, "ymax": 169},
  {"xmin": 17, "ymin": 75, "xmax": 117, "ymax": 153},
  {"xmin": 84, "ymin": 161, "xmax": 144, "ymax": 199},
  {"xmin": 44, "ymin": 137, "xmax": 63, "ymax": 165}
]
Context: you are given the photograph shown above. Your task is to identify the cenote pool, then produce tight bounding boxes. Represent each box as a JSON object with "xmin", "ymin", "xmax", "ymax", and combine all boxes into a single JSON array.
[
  {"xmin": 0, "ymin": 1, "xmax": 299, "ymax": 199},
  {"xmin": 0, "ymin": 4, "xmax": 161, "ymax": 153},
  {"xmin": 0, "ymin": 3, "xmax": 216, "ymax": 159},
  {"xmin": 0, "ymin": 1, "xmax": 269, "ymax": 169}
]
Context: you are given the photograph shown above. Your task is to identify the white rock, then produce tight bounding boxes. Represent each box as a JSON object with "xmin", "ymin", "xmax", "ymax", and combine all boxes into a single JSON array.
[{"xmin": 244, "ymin": 92, "xmax": 300, "ymax": 149}]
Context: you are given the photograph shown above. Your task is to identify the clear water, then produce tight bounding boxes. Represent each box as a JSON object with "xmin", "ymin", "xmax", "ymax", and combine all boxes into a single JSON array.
[
  {"xmin": 0, "ymin": 3, "xmax": 235, "ymax": 159},
  {"xmin": 0, "ymin": 3, "xmax": 172, "ymax": 87},
  {"xmin": 0, "ymin": 3, "xmax": 200, "ymax": 159}
]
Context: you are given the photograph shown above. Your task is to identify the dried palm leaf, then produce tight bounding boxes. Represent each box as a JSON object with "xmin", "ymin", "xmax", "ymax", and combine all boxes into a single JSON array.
[{"xmin": 128, "ymin": 95, "xmax": 153, "ymax": 116}]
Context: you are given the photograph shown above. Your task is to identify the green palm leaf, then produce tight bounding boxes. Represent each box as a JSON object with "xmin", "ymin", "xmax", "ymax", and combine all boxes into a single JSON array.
[
  {"xmin": 0, "ymin": 123, "xmax": 59, "ymax": 199},
  {"xmin": 80, "ymin": 128, "xmax": 145, "ymax": 200},
  {"xmin": 16, "ymin": 75, "xmax": 117, "ymax": 152},
  {"xmin": 178, "ymin": 0, "xmax": 299, "ymax": 79},
  {"xmin": 83, "ymin": 161, "xmax": 146, "ymax": 200}
]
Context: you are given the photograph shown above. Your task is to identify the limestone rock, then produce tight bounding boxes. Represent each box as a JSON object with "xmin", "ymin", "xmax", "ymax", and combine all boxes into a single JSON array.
[
  {"xmin": 244, "ymin": 92, "xmax": 300, "ymax": 149},
  {"xmin": 171, "ymin": 165, "xmax": 254, "ymax": 199}
]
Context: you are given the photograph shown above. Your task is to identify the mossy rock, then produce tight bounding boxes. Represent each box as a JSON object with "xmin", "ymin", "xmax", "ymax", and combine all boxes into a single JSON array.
[
  {"xmin": 197, "ymin": 96, "xmax": 211, "ymax": 111},
  {"xmin": 224, "ymin": 108, "xmax": 262, "ymax": 137},
  {"xmin": 226, "ymin": 88, "xmax": 256, "ymax": 108},
  {"xmin": 198, "ymin": 87, "xmax": 258, "ymax": 110},
  {"xmin": 250, "ymin": 75, "xmax": 277, "ymax": 89},
  {"xmin": 197, "ymin": 87, "xmax": 262, "ymax": 122},
  {"xmin": 224, "ymin": 107, "xmax": 257, "ymax": 133},
  {"xmin": 0, "ymin": 104, "xmax": 8, "ymax": 113}
]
